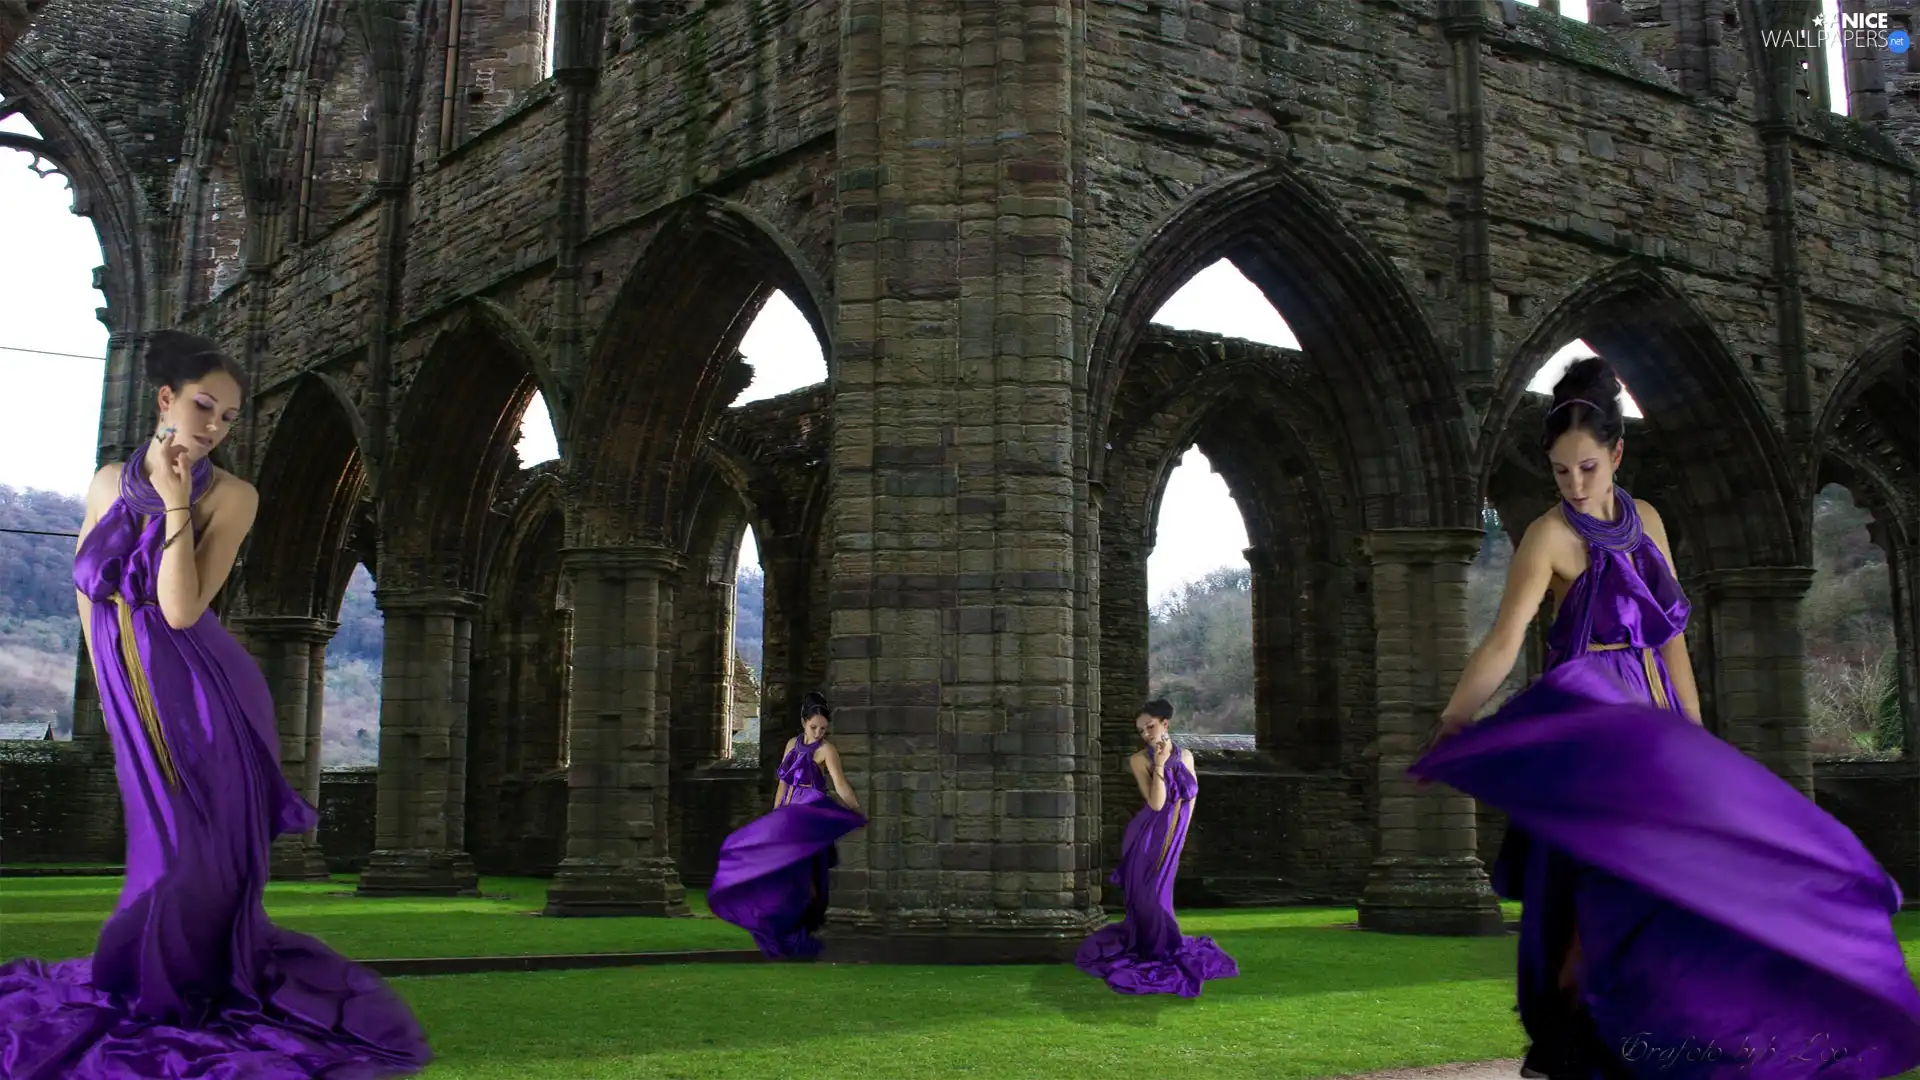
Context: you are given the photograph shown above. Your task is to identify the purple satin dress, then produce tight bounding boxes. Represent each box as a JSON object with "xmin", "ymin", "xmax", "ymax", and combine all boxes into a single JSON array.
[
  {"xmin": 707, "ymin": 735, "xmax": 866, "ymax": 958},
  {"xmin": 1076, "ymin": 744, "xmax": 1238, "ymax": 996},
  {"xmin": 0, "ymin": 457, "xmax": 432, "ymax": 1079},
  {"xmin": 1412, "ymin": 490, "xmax": 1920, "ymax": 1079}
]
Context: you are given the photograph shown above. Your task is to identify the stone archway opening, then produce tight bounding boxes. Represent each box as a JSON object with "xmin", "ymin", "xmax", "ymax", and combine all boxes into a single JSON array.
[
  {"xmin": 729, "ymin": 524, "xmax": 765, "ymax": 759},
  {"xmin": 1145, "ymin": 445, "xmax": 1254, "ymax": 743},
  {"xmin": 1804, "ymin": 482, "xmax": 1900, "ymax": 758},
  {"xmin": 516, "ymin": 392, "xmax": 559, "ymax": 466},
  {"xmin": 1137, "ymin": 259, "xmax": 1291, "ymax": 748},
  {"xmin": 0, "ymin": 95, "xmax": 110, "ymax": 746},
  {"xmin": 323, "ymin": 562, "xmax": 383, "ymax": 770}
]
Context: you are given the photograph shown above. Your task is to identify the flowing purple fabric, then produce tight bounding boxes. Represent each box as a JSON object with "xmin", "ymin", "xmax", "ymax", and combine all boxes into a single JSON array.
[
  {"xmin": 1076, "ymin": 746, "xmax": 1238, "ymax": 997},
  {"xmin": 1412, "ymin": 490, "xmax": 1920, "ymax": 1079},
  {"xmin": 707, "ymin": 735, "xmax": 865, "ymax": 958},
  {"xmin": 0, "ymin": 457, "xmax": 432, "ymax": 1079}
]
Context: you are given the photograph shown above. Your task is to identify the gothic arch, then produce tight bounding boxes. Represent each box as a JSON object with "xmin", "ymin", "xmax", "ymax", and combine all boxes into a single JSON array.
[
  {"xmin": 468, "ymin": 464, "xmax": 569, "ymax": 874},
  {"xmin": 1088, "ymin": 164, "xmax": 1475, "ymax": 530},
  {"xmin": 1488, "ymin": 259, "xmax": 1805, "ymax": 569},
  {"xmin": 244, "ymin": 373, "xmax": 372, "ymax": 618},
  {"xmin": 0, "ymin": 51, "xmax": 152, "ymax": 338},
  {"xmin": 1099, "ymin": 334, "xmax": 1358, "ymax": 773},
  {"xmin": 177, "ymin": 2, "xmax": 256, "ymax": 309},
  {"xmin": 1812, "ymin": 323, "xmax": 1918, "ymax": 508},
  {"xmin": 569, "ymin": 196, "xmax": 833, "ymax": 547},
  {"xmin": 383, "ymin": 303, "xmax": 547, "ymax": 589},
  {"xmin": 292, "ymin": 0, "xmax": 386, "ymax": 239}
]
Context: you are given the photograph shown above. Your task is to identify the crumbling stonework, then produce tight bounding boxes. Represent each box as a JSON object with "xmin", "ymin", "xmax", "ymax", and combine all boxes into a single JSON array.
[{"xmin": 0, "ymin": 0, "xmax": 1913, "ymax": 950}]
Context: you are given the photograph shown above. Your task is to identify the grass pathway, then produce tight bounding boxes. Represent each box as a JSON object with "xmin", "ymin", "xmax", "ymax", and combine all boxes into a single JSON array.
[{"xmin": 6, "ymin": 875, "xmax": 1920, "ymax": 1079}]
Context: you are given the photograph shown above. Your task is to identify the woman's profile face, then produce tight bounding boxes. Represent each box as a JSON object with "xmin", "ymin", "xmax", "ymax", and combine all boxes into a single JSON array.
[
  {"xmin": 803, "ymin": 714, "xmax": 830, "ymax": 742},
  {"xmin": 1135, "ymin": 714, "xmax": 1167, "ymax": 747},
  {"xmin": 157, "ymin": 369, "xmax": 244, "ymax": 463},
  {"xmin": 1548, "ymin": 427, "xmax": 1621, "ymax": 515}
]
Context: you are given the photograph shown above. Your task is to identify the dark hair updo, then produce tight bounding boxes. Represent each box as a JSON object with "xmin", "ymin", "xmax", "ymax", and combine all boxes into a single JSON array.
[
  {"xmin": 801, "ymin": 691, "xmax": 832, "ymax": 723},
  {"xmin": 1539, "ymin": 355, "xmax": 1624, "ymax": 454},
  {"xmin": 1140, "ymin": 698, "xmax": 1174, "ymax": 722},
  {"xmin": 145, "ymin": 329, "xmax": 247, "ymax": 396}
]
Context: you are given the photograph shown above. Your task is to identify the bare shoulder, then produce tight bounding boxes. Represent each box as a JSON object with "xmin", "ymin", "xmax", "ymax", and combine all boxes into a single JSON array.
[
  {"xmin": 815, "ymin": 739, "xmax": 840, "ymax": 759},
  {"xmin": 784, "ymin": 735, "xmax": 797, "ymax": 753},
  {"xmin": 1128, "ymin": 748, "xmax": 1149, "ymax": 771},
  {"xmin": 207, "ymin": 469, "xmax": 259, "ymax": 511},
  {"xmin": 1638, "ymin": 498, "xmax": 1668, "ymax": 532},
  {"xmin": 88, "ymin": 462, "xmax": 122, "ymax": 498},
  {"xmin": 1520, "ymin": 506, "xmax": 1589, "ymax": 583},
  {"xmin": 1180, "ymin": 747, "xmax": 1196, "ymax": 770},
  {"xmin": 1529, "ymin": 504, "xmax": 1576, "ymax": 543}
]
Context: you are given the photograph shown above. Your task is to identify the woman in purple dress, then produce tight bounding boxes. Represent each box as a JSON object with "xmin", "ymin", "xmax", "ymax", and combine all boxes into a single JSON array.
[
  {"xmin": 0, "ymin": 332, "xmax": 432, "ymax": 1079},
  {"xmin": 1418, "ymin": 357, "xmax": 1920, "ymax": 1078},
  {"xmin": 707, "ymin": 691, "xmax": 866, "ymax": 958},
  {"xmin": 1076, "ymin": 698, "xmax": 1238, "ymax": 997}
]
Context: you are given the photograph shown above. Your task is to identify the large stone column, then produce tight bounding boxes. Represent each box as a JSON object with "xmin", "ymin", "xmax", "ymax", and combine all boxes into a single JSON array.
[
  {"xmin": 1357, "ymin": 528, "xmax": 1505, "ymax": 935},
  {"xmin": 1872, "ymin": 527, "xmax": 1918, "ymax": 758},
  {"xmin": 824, "ymin": 0, "xmax": 1101, "ymax": 960},
  {"xmin": 1692, "ymin": 566, "xmax": 1817, "ymax": 795},
  {"xmin": 357, "ymin": 587, "xmax": 481, "ymax": 896},
  {"xmin": 234, "ymin": 614, "xmax": 337, "ymax": 880},
  {"xmin": 544, "ymin": 546, "xmax": 687, "ymax": 916}
]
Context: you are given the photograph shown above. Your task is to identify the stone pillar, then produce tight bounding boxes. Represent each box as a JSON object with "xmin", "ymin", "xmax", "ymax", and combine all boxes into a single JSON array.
[
  {"xmin": 544, "ymin": 546, "xmax": 688, "ymax": 916},
  {"xmin": 1246, "ymin": 545, "xmax": 1286, "ymax": 756},
  {"xmin": 1870, "ymin": 526, "xmax": 1919, "ymax": 759},
  {"xmin": 824, "ymin": 0, "xmax": 1100, "ymax": 960},
  {"xmin": 755, "ymin": 543, "xmax": 807, "ymax": 776},
  {"xmin": 1357, "ymin": 528, "xmax": 1505, "ymax": 936},
  {"xmin": 1097, "ymin": 543, "xmax": 1150, "ymax": 878},
  {"xmin": 671, "ymin": 570, "xmax": 731, "ymax": 771},
  {"xmin": 1692, "ymin": 567, "xmax": 1818, "ymax": 795},
  {"xmin": 357, "ymin": 587, "xmax": 481, "ymax": 896},
  {"xmin": 234, "ymin": 614, "xmax": 337, "ymax": 880}
]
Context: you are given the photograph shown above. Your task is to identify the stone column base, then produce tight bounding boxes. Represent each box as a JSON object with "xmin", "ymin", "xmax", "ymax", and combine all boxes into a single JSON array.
[
  {"xmin": 824, "ymin": 907, "xmax": 1107, "ymax": 964},
  {"xmin": 356, "ymin": 848, "xmax": 480, "ymax": 897},
  {"xmin": 1356, "ymin": 855, "xmax": 1505, "ymax": 935},
  {"xmin": 268, "ymin": 835, "xmax": 332, "ymax": 881},
  {"xmin": 543, "ymin": 857, "xmax": 688, "ymax": 916}
]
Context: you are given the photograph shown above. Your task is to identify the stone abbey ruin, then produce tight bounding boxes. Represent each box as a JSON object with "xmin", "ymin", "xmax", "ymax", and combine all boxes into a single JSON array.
[{"xmin": 0, "ymin": 0, "xmax": 1915, "ymax": 957}]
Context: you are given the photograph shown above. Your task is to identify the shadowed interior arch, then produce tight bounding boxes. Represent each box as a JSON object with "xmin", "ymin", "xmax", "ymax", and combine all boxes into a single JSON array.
[
  {"xmin": 246, "ymin": 375, "xmax": 368, "ymax": 618},
  {"xmin": 1115, "ymin": 347, "xmax": 1354, "ymax": 770},
  {"xmin": 384, "ymin": 313, "xmax": 540, "ymax": 589},
  {"xmin": 1090, "ymin": 167, "xmax": 1473, "ymax": 529},
  {"xmin": 467, "ymin": 473, "xmax": 568, "ymax": 876},
  {"xmin": 569, "ymin": 199, "xmax": 831, "ymax": 547}
]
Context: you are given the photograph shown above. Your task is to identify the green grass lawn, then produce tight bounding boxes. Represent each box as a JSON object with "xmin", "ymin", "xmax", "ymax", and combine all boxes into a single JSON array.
[{"xmin": 6, "ymin": 876, "xmax": 1920, "ymax": 1079}]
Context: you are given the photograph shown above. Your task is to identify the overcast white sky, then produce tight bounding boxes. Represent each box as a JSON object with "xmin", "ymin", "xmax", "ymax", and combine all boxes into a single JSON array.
[{"xmin": 5, "ymin": 9, "xmax": 1703, "ymax": 607}]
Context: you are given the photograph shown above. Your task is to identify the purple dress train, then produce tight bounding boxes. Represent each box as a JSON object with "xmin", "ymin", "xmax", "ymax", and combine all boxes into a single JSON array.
[
  {"xmin": 1076, "ymin": 745, "xmax": 1238, "ymax": 996},
  {"xmin": 0, "ymin": 458, "xmax": 432, "ymax": 1079},
  {"xmin": 707, "ymin": 735, "xmax": 866, "ymax": 958},
  {"xmin": 1412, "ymin": 489, "xmax": 1920, "ymax": 1079}
]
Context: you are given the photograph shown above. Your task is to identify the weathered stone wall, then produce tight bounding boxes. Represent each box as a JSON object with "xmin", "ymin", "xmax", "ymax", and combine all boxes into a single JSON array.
[
  {"xmin": 0, "ymin": 744, "xmax": 115, "ymax": 863},
  {"xmin": 671, "ymin": 762, "xmax": 762, "ymax": 888},
  {"xmin": 1815, "ymin": 758, "xmax": 1920, "ymax": 900},
  {"xmin": 318, "ymin": 766, "xmax": 378, "ymax": 873}
]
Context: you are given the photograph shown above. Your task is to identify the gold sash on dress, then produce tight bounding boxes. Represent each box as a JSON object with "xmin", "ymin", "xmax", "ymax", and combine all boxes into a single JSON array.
[
  {"xmin": 1588, "ymin": 641, "xmax": 1673, "ymax": 711},
  {"xmin": 112, "ymin": 590, "xmax": 180, "ymax": 789}
]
